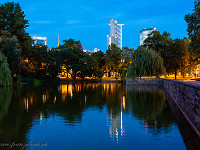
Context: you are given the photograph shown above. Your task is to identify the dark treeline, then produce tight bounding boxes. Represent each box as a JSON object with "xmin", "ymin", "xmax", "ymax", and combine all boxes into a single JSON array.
[
  {"xmin": 0, "ymin": 1, "xmax": 200, "ymax": 86},
  {"xmin": 128, "ymin": 0, "xmax": 200, "ymax": 79},
  {"xmin": 0, "ymin": 2, "xmax": 134, "ymax": 86}
]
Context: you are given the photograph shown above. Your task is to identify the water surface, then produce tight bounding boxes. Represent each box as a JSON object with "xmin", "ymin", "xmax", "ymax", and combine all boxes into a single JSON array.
[{"xmin": 0, "ymin": 83, "xmax": 189, "ymax": 149}]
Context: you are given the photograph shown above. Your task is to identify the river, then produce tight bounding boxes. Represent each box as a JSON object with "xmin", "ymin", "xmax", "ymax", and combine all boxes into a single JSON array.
[{"xmin": 0, "ymin": 83, "xmax": 192, "ymax": 149}]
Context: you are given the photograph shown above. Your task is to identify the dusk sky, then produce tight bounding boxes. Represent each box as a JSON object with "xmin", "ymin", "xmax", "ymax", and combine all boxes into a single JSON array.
[{"xmin": 0, "ymin": 0, "xmax": 195, "ymax": 52}]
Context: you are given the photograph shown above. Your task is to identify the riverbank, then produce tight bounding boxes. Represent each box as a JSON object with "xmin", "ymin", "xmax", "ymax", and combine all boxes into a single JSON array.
[
  {"xmin": 60, "ymin": 77, "xmax": 122, "ymax": 84},
  {"xmin": 126, "ymin": 78, "xmax": 200, "ymax": 139}
]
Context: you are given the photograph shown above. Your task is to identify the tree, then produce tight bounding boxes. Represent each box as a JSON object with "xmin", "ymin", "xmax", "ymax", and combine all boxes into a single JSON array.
[
  {"xmin": 0, "ymin": 51, "xmax": 12, "ymax": 86},
  {"xmin": 93, "ymin": 69, "xmax": 103, "ymax": 81},
  {"xmin": 47, "ymin": 50, "xmax": 62, "ymax": 79},
  {"xmin": 143, "ymin": 31, "xmax": 173, "ymax": 53},
  {"xmin": 127, "ymin": 46, "xmax": 165, "ymax": 78},
  {"xmin": 60, "ymin": 38, "xmax": 83, "ymax": 50},
  {"xmin": 105, "ymin": 43, "xmax": 122, "ymax": 77},
  {"xmin": 163, "ymin": 39, "xmax": 189, "ymax": 79},
  {"xmin": 79, "ymin": 53, "xmax": 97, "ymax": 80},
  {"xmin": 91, "ymin": 50, "xmax": 106, "ymax": 70},
  {"xmin": 0, "ymin": 35, "xmax": 21, "ymax": 76},
  {"xmin": 0, "ymin": 2, "xmax": 33, "ymax": 56},
  {"xmin": 185, "ymin": 0, "xmax": 200, "ymax": 62},
  {"xmin": 60, "ymin": 39, "xmax": 90, "ymax": 80},
  {"xmin": 121, "ymin": 46, "xmax": 134, "ymax": 69}
]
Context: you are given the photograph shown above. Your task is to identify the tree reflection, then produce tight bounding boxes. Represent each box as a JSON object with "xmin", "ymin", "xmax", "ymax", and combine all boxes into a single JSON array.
[
  {"xmin": 127, "ymin": 86, "xmax": 174, "ymax": 135},
  {"xmin": 0, "ymin": 83, "xmax": 179, "ymax": 147},
  {"xmin": 0, "ymin": 87, "xmax": 13, "ymax": 122}
]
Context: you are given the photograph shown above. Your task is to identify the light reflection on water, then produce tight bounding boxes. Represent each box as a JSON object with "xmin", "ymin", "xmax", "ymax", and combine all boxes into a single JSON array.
[{"xmin": 0, "ymin": 83, "xmax": 194, "ymax": 150}]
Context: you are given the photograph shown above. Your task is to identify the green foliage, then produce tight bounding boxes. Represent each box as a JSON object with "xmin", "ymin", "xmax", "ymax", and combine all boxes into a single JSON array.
[
  {"xmin": 0, "ymin": 51, "xmax": 12, "ymax": 86},
  {"xmin": 121, "ymin": 46, "xmax": 134, "ymax": 70},
  {"xmin": 15, "ymin": 74, "xmax": 23, "ymax": 85},
  {"xmin": 91, "ymin": 51, "xmax": 106, "ymax": 70},
  {"xmin": 127, "ymin": 46, "xmax": 165, "ymax": 78},
  {"xmin": 1, "ymin": 36, "xmax": 21, "ymax": 76},
  {"xmin": 60, "ymin": 39, "xmax": 84, "ymax": 80},
  {"xmin": 106, "ymin": 43, "xmax": 122, "ymax": 68},
  {"xmin": 127, "ymin": 64, "xmax": 137, "ymax": 78},
  {"xmin": 163, "ymin": 38, "xmax": 190, "ymax": 79},
  {"xmin": 60, "ymin": 39, "xmax": 98, "ymax": 80},
  {"xmin": 79, "ymin": 53, "xmax": 97, "ymax": 80},
  {"xmin": 143, "ymin": 31, "xmax": 173, "ymax": 53},
  {"xmin": 121, "ymin": 69, "xmax": 127, "ymax": 81},
  {"xmin": 0, "ymin": 2, "xmax": 33, "ymax": 56},
  {"xmin": 185, "ymin": 0, "xmax": 200, "ymax": 61},
  {"xmin": 105, "ymin": 43, "xmax": 122, "ymax": 77},
  {"xmin": 93, "ymin": 69, "xmax": 103, "ymax": 81},
  {"xmin": 60, "ymin": 38, "xmax": 83, "ymax": 49}
]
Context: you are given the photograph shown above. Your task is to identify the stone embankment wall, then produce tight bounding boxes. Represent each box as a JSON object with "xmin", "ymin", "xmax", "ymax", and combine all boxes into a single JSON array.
[
  {"xmin": 126, "ymin": 78, "xmax": 161, "ymax": 85},
  {"xmin": 126, "ymin": 78, "xmax": 200, "ymax": 136},
  {"xmin": 162, "ymin": 79, "xmax": 200, "ymax": 136}
]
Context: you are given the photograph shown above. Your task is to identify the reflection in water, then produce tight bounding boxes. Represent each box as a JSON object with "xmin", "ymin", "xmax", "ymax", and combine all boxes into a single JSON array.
[
  {"xmin": 24, "ymin": 98, "xmax": 29, "ymax": 112},
  {"xmin": 0, "ymin": 84, "xmax": 193, "ymax": 149},
  {"xmin": 107, "ymin": 96, "xmax": 126, "ymax": 143},
  {"xmin": 126, "ymin": 86, "xmax": 174, "ymax": 135},
  {"xmin": 0, "ymin": 87, "xmax": 13, "ymax": 122},
  {"xmin": 43, "ymin": 94, "xmax": 47, "ymax": 103},
  {"xmin": 54, "ymin": 96, "xmax": 56, "ymax": 104}
]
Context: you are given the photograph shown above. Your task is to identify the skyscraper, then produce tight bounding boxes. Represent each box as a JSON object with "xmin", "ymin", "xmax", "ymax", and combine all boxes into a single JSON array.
[
  {"xmin": 107, "ymin": 19, "xmax": 124, "ymax": 49},
  {"xmin": 140, "ymin": 28, "xmax": 157, "ymax": 46},
  {"xmin": 33, "ymin": 36, "xmax": 47, "ymax": 46}
]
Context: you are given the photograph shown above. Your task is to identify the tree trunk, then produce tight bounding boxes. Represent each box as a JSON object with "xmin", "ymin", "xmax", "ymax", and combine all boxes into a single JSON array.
[
  {"xmin": 113, "ymin": 66, "xmax": 115, "ymax": 77},
  {"xmin": 73, "ymin": 69, "xmax": 76, "ymax": 81},
  {"xmin": 82, "ymin": 76, "xmax": 85, "ymax": 81},
  {"xmin": 175, "ymin": 70, "xmax": 177, "ymax": 80},
  {"xmin": 106, "ymin": 66, "xmax": 108, "ymax": 77}
]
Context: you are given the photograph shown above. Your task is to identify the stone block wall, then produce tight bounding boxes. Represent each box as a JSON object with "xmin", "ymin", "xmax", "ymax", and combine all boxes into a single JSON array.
[
  {"xmin": 126, "ymin": 78, "xmax": 200, "ymax": 136},
  {"xmin": 126, "ymin": 78, "xmax": 161, "ymax": 85},
  {"xmin": 162, "ymin": 79, "xmax": 200, "ymax": 135}
]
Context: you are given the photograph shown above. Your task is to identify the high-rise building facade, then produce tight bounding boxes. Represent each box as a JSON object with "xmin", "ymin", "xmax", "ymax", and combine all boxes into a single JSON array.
[
  {"xmin": 33, "ymin": 36, "xmax": 47, "ymax": 46},
  {"xmin": 140, "ymin": 28, "xmax": 157, "ymax": 46},
  {"xmin": 107, "ymin": 19, "xmax": 124, "ymax": 49}
]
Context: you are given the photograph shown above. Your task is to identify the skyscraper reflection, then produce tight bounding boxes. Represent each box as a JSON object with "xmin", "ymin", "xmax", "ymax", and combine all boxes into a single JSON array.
[{"xmin": 107, "ymin": 93, "xmax": 126, "ymax": 143}]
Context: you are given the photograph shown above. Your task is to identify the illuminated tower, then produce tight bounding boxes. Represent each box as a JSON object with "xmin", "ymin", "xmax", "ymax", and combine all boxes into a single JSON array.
[
  {"xmin": 107, "ymin": 19, "xmax": 124, "ymax": 49},
  {"xmin": 58, "ymin": 35, "xmax": 60, "ymax": 47}
]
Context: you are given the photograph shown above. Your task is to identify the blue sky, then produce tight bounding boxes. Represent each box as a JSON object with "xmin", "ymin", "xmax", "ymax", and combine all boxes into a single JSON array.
[{"xmin": 0, "ymin": 0, "xmax": 195, "ymax": 52}]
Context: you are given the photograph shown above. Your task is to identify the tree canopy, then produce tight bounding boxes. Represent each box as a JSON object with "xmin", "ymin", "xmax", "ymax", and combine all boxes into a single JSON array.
[
  {"xmin": 60, "ymin": 39, "xmax": 98, "ymax": 80},
  {"xmin": 185, "ymin": 0, "xmax": 200, "ymax": 61},
  {"xmin": 163, "ymin": 38, "xmax": 189, "ymax": 79},
  {"xmin": 105, "ymin": 43, "xmax": 122, "ymax": 77},
  {"xmin": 127, "ymin": 46, "xmax": 165, "ymax": 78},
  {"xmin": 91, "ymin": 51, "xmax": 106, "ymax": 70},
  {"xmin": 0, "ymin": 35, "xmax": 21, "ymax": 76},
  {"xmin": 143, "ymin": 31, "xmax": 173, "ymax": 53},
  {"xmin": 121, "ymin": 46, "xmax": 134, "ymax": 70},
  {"xmin": 0, "ymin": 2, "xmax": 32, "ymax": 56}
]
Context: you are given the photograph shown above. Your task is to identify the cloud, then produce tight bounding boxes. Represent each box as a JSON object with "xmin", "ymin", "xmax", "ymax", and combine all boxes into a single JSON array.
[
  {"xmin": 31, "ymin": 21, "xmax": 53, "ymax": 24},
  {"xmin": 65, "ymin": 20, "xmax": 83, "ymax": 25}
]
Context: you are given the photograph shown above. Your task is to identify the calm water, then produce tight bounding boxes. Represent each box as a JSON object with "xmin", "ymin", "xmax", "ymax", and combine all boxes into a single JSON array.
[{"xmin": 0, "ymin": 83, "xmax": 195, "ymax": 150}]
